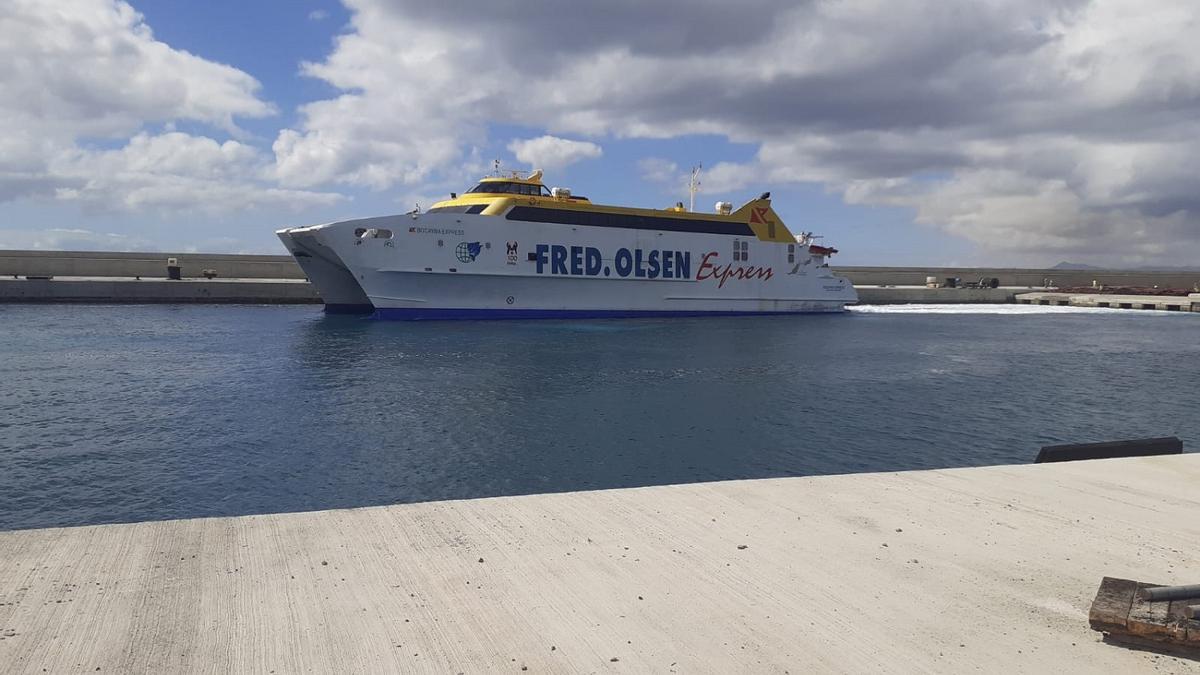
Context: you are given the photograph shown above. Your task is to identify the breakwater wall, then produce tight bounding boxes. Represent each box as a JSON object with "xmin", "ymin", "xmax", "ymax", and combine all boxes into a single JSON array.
[
  {"xmin": 0, "ymin": 278, "xmax": 1008, "ymax": 305},
  {"xmin": 0, "ymin": 277, "xmax": 320, "ymax": 304},
  {"xmin": 1017, "ymin": 291, "xmax": 1200, "ymax": 312},
  {"xmin": 839, "ymin": 266, "xmax": 1200, "ymax": 290},
  {"xmin": 0, "ymin": 250, "xmax": 305, "ymax": 280},
  {"xmin": 3, "ymin": 250, "xmax": 1199, "ymax": 289},
  {"xmin": 855, "ymin": 286, "xmax": 1016, "ymax": 304}
]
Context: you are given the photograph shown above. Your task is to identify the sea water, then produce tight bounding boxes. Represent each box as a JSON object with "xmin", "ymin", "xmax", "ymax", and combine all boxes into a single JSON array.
[{"xmin": 1, "ymin": 303, "xmax": 1196, "ymax": 530}]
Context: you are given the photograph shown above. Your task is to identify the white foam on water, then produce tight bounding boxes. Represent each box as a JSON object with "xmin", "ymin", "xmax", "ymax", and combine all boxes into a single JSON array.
[{"xmin": 848, "ymin": 304, "xmax": 1188, "ymax": 315}]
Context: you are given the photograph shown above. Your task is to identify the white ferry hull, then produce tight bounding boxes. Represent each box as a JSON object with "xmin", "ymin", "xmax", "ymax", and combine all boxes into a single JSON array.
[
  {"xmin": 290, "ymin": 212, "xmax": 857, "ymax": 320},
  {"xmin": 276, "ymin": 226, "xmax": 373, "ymax": 313},
  {"xmin": 370, "ymin": 272, "xmax": 849, "ymax": 319}
]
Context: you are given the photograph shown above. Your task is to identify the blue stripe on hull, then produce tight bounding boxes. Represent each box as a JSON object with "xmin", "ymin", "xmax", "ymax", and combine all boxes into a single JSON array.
[
  {"xmin": 372, "ymin": 307, "xmax": 844, "ymax": 321},
  {"xmin": 324, "ymin": 303, "xmax": 376, "ymax": 315}
]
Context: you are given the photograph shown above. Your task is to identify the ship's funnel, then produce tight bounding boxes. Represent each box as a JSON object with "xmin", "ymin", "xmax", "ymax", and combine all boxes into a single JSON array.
[{"xmin": 732, "ymin": 195, "xmax": 793, "ymax": 242}]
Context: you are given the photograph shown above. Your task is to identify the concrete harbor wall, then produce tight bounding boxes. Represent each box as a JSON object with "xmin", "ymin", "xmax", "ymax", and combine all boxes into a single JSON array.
[
  {"xmin": 838, "ymin": 266, "xmax": 1200, "ymax": 290},
  {"xmin": 4, "ymin": 250, "xmax": 1199, "ymax": 289},
  {"xmin": 856, "ymin": 286, "xmax": 1017, "ymax": 304},
  {"xmin": 0, "ymin": 249, "xmax": 305, "ymax": 280},
  {"xmin": 0, "ymin": 277, "xmax": 320, "ymax": 304},
  {"xmin": 1017, "ymin": 291, "xmax": 1200, "ymax": 312},
  {"xmin": 3, "ymin": 250, "xmax": 1199, "ymax": 306},
  {"xmin": 1, "ymin": 455, "xmax": 1197, "ymax": 673},
  {"xmin": 0, "ymin": 277, "xmax": 1013, "ymax": 305}
]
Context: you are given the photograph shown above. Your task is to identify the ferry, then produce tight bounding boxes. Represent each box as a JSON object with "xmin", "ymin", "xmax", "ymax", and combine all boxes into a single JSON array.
[{"xmin": 277, "ymin": 170, "xmax": 857, "ymax": 319}]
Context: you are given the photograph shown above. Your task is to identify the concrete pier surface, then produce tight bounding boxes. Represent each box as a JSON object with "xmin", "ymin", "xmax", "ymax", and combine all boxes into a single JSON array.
[
  {"xmin": 0, "ymin": 277, "xmax": 1018, "ymax": 306},
  {"xmin": 856, "ymin": 285, "xmax": 1018, "ymax": 304},
  {"xmin": 5, "ymin": 249, "xmax": 1200, "ymax": 307},
  {"xmin": 0, "ymin": 276, "xmax": 320, "ymax": 304},
  {"xmin": 1016, "ymin": 291, "xmax": 1200, "ymax": 312},
  {"xmin": 5, "ymin": 250, "xmax": 1199, "ymax": 289},
  {"xmin": 0, "ymin": 250, "xmax": 304, "ymax": 280},
  {"xmin": 2, "ymin": 455, "xmax": 1197, "ymax": 673}
]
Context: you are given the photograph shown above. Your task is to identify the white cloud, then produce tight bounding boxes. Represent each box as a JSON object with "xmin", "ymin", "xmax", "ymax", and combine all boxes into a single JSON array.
[
  {"xmin": 54, "ymin": 132, "xmax": 342, "ymax": 213},
  {"xmin": 277, "ymin": 0, "xmax": 1200, "ymax": 263},
  {"xmin": 0, "ymin": 228, "xmax": 155, "ymax": 252},
  {"xmin": 308, "ymin": 9, "xmax": 329, "ymax": 21},
  {"xmin": 506, "ymin": 136, "xmax": 602, "ymax": 171},
  {"xmin": 1, "ymin": 0, "xmax": 273, "ymax": 143},
  {"xmin": 637, "ymin": 158, "xmax": 679, "ymax": 185},
  {"xmin": 0, "ymin": 0, "xmax": 341, "ymax": 217},
  {"xmin": 696, "ymin": 162, "xmax": 755, "ymax": 195},
  {"xmin": 271, "ymin": 4, "xmax": 498, "ymax": 190},
  {"xmin": 638, "ymin": 159, "xmax": 751, "ymax": 203}
]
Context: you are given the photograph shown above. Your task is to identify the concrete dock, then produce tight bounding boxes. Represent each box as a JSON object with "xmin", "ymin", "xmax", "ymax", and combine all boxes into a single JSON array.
[
  {"xmin": 0, "ymin": 250, "xmax": 304, "ymax": 280},
  {"xmin": 0, "ymin": 278, "xmax": 1016, "ymax": 306},
  {"xmin": 1016, "ymin": 291, "xmax": 1200, "ymax": 312},
  {"xmin": 856, "ymin": 285, "xmax": 1017, "ymax": 304},
  {"xmin": 2, "ymin": 455, "xmax": 1197, "ymax": 673},
  {"xmin": 0, "ymin": 276, "xmax": 320, "ymax": 304},
  {"xmin": 4, "ymin": 250, "xmax": 1198, "ymax": 289},
  {"xmin": 3, "ymin": 249, "xmax": 1199, "ymax": 307}
]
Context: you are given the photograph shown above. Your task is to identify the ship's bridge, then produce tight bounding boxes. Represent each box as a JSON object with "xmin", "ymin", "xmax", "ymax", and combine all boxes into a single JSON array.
[
  {"xmin": 426, "ymin": 169, "xmax": 799, "ymax": 244},
  {"xmin": 429, "ymin": 169, "xmax": 592, "ymax": 214},
  {"xmin": 459, "ymin": 170, "xmax": 589, "ymax": 201},
  {"xmin": 464, "ymin": 178, "xmax": 551, "ymax": 197}
]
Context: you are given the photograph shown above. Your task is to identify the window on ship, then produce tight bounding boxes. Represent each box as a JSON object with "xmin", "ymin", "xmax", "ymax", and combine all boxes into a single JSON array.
[
  {"xmin": 734, "ymin": 240, "xmax": 749, "ymax": 261},
  {"xmin": 465, "ymin": 182, "xmax": 550, "ymax": 196}
]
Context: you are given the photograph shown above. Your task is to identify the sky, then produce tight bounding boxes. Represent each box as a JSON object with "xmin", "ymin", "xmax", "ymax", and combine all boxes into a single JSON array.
[{"xmin": 1, "ymin": 0, "xmax": 1198, "ymax": 266}]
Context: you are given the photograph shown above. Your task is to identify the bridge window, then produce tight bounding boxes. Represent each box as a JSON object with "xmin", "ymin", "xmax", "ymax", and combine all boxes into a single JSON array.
[
  {"xmin": 427, "ymin": 204, "xmax": 487, "ymax": 214},
  {"xmin": 505, "ymin": 206, "xmax": 754, "ymax": 236},
  {"xmin": 465, "ymin": 181, "xmax": 545, "ymax": 196}
]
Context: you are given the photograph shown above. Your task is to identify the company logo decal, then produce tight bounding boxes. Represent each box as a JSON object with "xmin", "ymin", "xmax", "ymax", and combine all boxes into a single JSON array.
[
  {"xmin": 506, "ymin": 241, "xmax": 518, "ymax": 265},
  {"xmin": 534, "ymin": 245, "xmax": 690, "ymax": 279},
  {"xmin": 455, "ymin": 241, "xmax": 483, "ymax": 263},
  {"xmin": 696, "ymin": 252, "xmax": 773, "ymax": 288},
  {"xmin": 531, "ymin": 245, "xmax": 772, "ymax": 287},
  {"xmin": 749, "ymin": 207, "xmax": 778, "ymax": 237},
  {"xmin": 410, "ymin": 226, "xmax": 465, "ymax": 236},
  {"xmin": 749, "ymin": 207, "xmax": 771, "ymax": 225}
]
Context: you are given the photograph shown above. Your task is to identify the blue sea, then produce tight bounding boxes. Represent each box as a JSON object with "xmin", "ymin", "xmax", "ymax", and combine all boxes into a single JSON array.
[{"xmin": 1, "ymin": 304, "xmax": 1197, "ymax": 531}]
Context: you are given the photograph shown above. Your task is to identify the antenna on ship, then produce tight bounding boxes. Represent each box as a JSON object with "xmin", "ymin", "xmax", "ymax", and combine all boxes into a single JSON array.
[
  {"xmin": 688, "ymin": 163, "xmax": 702, "ymax": 212},
  {"xmin": 492, "ymin": 159, "xmax": 501, "ymax": 177}
]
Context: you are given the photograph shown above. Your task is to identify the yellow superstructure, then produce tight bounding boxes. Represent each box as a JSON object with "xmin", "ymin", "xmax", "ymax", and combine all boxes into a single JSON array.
[{"xmin": 428, "ymin": 171, "xmax": 798, "ymax": 243}]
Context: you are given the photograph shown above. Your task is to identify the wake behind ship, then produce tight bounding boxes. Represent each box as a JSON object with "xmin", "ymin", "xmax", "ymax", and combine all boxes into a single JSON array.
[{"xmin": 277, "ymin": 170, "xmax": 857, "ymax": 319}]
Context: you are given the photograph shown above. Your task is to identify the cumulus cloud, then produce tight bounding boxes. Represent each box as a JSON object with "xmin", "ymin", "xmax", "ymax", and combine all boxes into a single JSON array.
[
  {"xmin": 279, "ymin": 0, "xmax": 1200, "ymax": 263},
  {"xmin": 1, "ymin": 0, "xmax": 340, "ymax": 216},
  {"xmin": 55, "ymin": 132, "xmax": 342, "ymax": 213},
  {"xmin": 0, "ymin": 228, "xmax": 156, "ymax": 252},
  {"xmin": 637, "ymin": 158, "xmax": 680, "ymax": 185},
  {"xmin": 638, "ymin": 159, "xmax": 749, "ymax": 202},
  {"xmin": 506, "ymin": 136, "xmax": 602, "ymax": 171}
]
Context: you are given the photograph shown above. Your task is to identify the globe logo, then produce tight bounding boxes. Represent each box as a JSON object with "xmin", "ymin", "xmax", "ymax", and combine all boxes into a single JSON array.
[{"xmin": 456, "ymin": 241, "xmax": 482, "ymax": 263}]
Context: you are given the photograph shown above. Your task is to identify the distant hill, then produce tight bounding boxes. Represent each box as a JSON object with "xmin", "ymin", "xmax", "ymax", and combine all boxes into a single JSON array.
[{"xmin": 1052, "ymin": 261, "xmax": 1200, "ymax": 272}]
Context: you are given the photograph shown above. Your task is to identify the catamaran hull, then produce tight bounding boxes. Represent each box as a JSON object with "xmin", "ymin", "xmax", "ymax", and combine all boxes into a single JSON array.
[
  {"xmin": 285, "ymin": 212, "xmax": 857, "ymax": 320},
  {"xmin": 366, "ymin": 272, "xmax": 851, "ymax": 319},
  {"xmin": 276, "ymin": 226, "xmax": 373, "ymax": 314}
]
